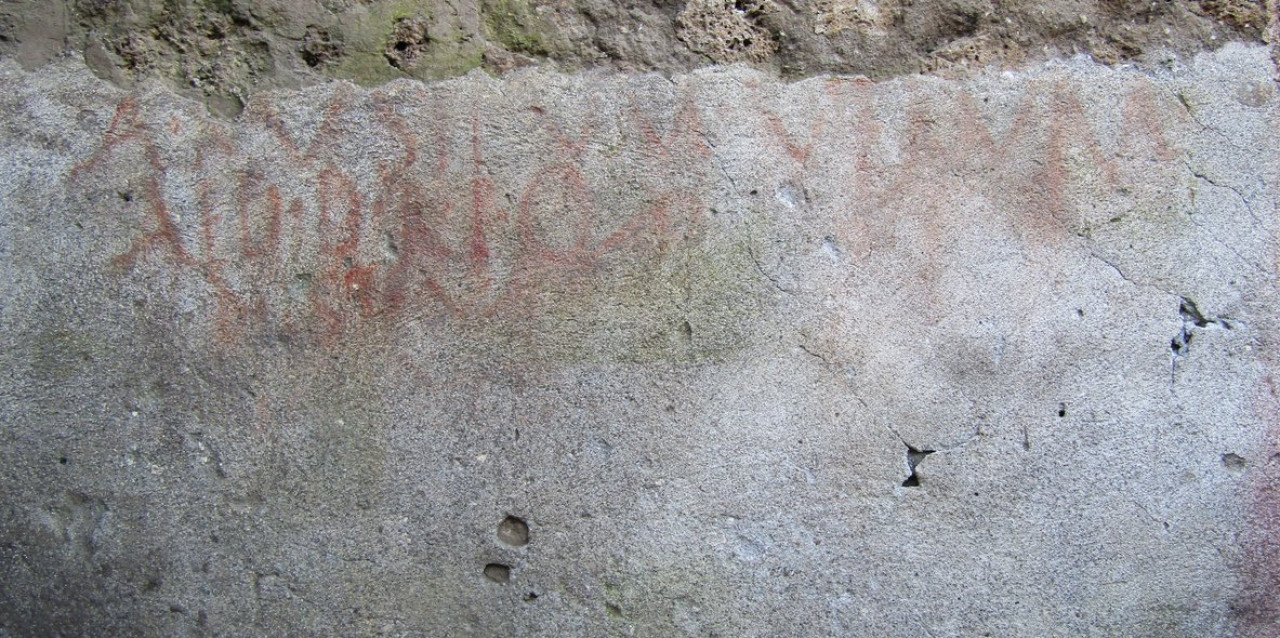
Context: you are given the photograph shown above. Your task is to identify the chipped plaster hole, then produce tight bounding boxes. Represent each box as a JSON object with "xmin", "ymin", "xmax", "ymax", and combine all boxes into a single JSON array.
[
  {"xmin": 383, "ymin": 231, "xmax": 399, "ymax": 260},
  {"xmin": 1180, "ymin": 297, "xmax": 1210, "ymax": 327},
  {"xmin": 902, "ymin": 445, "xmax": 934, "ymax": 487},
  {"xmin": 523, "ymin": 591, "xmax": 539, "ymax": 602},
  {"xmin": 678, "ymin": 320, "xmax": 694, "ymax": 345},
  {"xmin": 775, "ymin": 181, "xmax": 803, "ymax": 208},
  {"xmin": 1222, "ymin": 453, "xmax": 1247, "ymax": 471},
  {"xmin": 1058, "ymin": 403, "xmax": 1067, "ymax": 418},
  {"xmin": 1180, "ymin": 296, "xmax": 1232, "ymax": 330},
  {"xmin": 483, "ymin": 563, "xmax": 511, "ymax": 583},
  {"xmin": 289, "ymin": 273, "xmax": 313, "ymax": 301},
  {"xmin": 605, "ymin": 602, "xmax": 623, "ymax": 618},
  {"xmin": 497, "ymin": 515, "xmax": 530, "ymax": 547},
  {"xmin": 1172, "ymin": 296, "xmax": 1232, "ymax": 357},
  {"xmin": 821, "ymin": 235, "xmax": 842, "ymax": 262}
]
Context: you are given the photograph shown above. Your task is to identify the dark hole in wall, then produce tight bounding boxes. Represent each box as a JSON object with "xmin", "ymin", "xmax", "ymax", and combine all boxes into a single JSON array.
[
  {"xmin": 902, "ymin": 445, "xmax": 934, "ymax": 487},
  {"xmin": 483, "ymin": 563, "xmax": 511, "ymax": 584},
  {"xmin": 1180, "ymin": 297, "xmax": 1210, "ymax": 327},
  {"xmin": 1222, "ymin": 453, "xmax": 1247, "ymax": 471},
  {"xmin": 497, "ymin": 515, "xmax": 529, "ymax": 547}
]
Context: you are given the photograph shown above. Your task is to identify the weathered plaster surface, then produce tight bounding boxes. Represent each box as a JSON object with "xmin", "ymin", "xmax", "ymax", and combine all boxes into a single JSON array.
[{"xmin": 0, "ymin": 43, "xmax": 1278, "ymax": 636}]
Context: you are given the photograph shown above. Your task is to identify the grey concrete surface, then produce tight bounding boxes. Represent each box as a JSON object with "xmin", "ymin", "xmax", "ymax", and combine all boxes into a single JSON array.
[{"xmin": 1, "ymin": 43, "xmax": 1278, "ymax": 636}]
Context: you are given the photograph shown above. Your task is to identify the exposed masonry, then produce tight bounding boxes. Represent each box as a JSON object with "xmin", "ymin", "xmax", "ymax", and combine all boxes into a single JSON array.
[{"xmin": 1, "ymin": 0, "xmax": 1274, "ymax": 118}]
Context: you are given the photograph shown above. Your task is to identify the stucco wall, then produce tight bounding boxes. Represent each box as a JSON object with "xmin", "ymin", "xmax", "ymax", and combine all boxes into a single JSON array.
[{"xmin": 1, "ymin": 23, "xmax": 1279, "ymax": 638}]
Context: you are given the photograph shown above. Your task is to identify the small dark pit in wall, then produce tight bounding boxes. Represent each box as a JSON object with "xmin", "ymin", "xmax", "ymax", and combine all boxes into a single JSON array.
[
  {"xmin": 497, "ymin": 515, "xmax": 529, "ymax": 547},
  {"xmin": 483, "ymin": 563, "xmax": 511, "ymax": 584}
]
